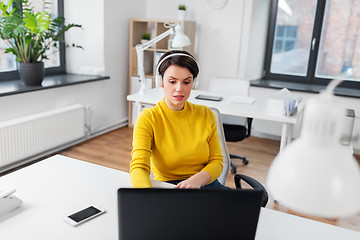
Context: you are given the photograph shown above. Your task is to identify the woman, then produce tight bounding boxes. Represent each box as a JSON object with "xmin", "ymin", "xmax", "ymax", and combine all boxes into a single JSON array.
[{"xmin": 130, "ymin": 50, "xmax": 227, "ymax": 189}]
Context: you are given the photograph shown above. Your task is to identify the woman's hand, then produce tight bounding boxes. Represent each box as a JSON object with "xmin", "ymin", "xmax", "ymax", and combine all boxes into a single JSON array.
[{"xmin": 174, "ymin": 171, "xmax": 211, "ymax": 189}]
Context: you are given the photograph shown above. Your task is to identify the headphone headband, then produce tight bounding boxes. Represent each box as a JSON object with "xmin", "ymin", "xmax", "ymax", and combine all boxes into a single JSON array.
[{"xmin": 156, "ymin": 53, "xmax": 198, "ymax": 75}]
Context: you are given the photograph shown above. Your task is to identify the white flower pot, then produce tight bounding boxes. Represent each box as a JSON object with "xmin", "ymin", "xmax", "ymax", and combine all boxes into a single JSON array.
[
  {"xmin": 141, "ymin": 39, "xmax": 149, "ymax": 44},
  {"xmin": 178, "ymin": 10, "xmax": 186, "ymax": 20}
]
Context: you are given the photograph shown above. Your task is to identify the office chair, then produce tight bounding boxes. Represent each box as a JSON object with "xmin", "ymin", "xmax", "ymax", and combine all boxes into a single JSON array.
[
  {"xmin": 211, "ymin": 108, "xmax": 268, "ymax": 206},
  {"xmin": 234, "ymin": 174, "xmax": 269, "ymax": 207},
  {"xmin": 210, "ymin": 108, "xmax": 230, "ymax": 185},
  {"xmin": 209, "ymin": 77, "xmax": 253, "ymax": 174}
]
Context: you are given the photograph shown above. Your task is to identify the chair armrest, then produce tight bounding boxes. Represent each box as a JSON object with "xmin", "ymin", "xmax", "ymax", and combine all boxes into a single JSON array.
[{"xmin": 234, "ymin": 174, "xmax": 268, "ymax": 207}]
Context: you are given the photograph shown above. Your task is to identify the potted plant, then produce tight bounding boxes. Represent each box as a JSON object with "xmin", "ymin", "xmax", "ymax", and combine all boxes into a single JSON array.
[
  {"xmin": 0, "ymin": 0, "xmax": 82, "ymax": 86},
  {"xmin": 141, "ymin": 32, "xmax": 151, "ymax": 44},
  {"xmin": 178, "ymin": 4, "xmax": 186, "ymax": 20}
]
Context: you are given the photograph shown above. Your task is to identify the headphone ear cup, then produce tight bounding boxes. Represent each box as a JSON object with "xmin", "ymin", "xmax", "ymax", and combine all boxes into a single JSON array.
[
  {"xmin": 155, "ymin": 73, "xmax": 162, "ymax": 88},
  {"xmin": 192, "ymin": 78, "xmax": 198, "ymax": 89}
]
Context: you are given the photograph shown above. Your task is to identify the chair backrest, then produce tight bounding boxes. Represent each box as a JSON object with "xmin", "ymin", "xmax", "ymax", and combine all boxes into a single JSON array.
[
  {"xmin": 209, "ymin": 77, "xmax": 250, "ymax": 125},
  {"xmin": 209, "ymin": 77, "xmax": 250, "ymax": 97},
  {"xmin": 210, "ymin": 107, "xmax": 230, "ymax": 185}
]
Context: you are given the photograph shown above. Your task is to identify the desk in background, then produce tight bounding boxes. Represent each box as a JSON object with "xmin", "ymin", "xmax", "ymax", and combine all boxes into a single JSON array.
[
  {"xmin": 127, "ymin": 88, "xmax": 299, "ymax": 151},
  {"xmin": 0, "ymin": 155, "xmax": 359, "ymax": 239}
]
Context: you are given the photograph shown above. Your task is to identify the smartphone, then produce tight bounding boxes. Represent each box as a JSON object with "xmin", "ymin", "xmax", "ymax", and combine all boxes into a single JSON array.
[
  {"xmin": 64, "ymin": 206, "xmax": 106, "ymax": 226},
  {"xmin": 195, "ymin": 95, "xmax": 223, "ymax": 102}
]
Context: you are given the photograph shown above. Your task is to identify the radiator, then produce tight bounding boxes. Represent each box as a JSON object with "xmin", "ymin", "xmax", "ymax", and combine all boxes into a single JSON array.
[{"xmin": 0, "ymin": 104, "xmax": 85, "ymax": 168}]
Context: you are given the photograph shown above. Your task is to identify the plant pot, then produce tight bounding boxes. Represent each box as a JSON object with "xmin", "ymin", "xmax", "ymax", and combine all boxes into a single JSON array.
[
  {"xmin": 178, "ymin": 10, "xmax": 186, "ymax": 20},
  {"xmin": 17, "ymin": 62, "xmax": 45, "ymax": 86},
  {"xmin": 141, "ymin": 39, "xmax": 149, "ymax": 44}
]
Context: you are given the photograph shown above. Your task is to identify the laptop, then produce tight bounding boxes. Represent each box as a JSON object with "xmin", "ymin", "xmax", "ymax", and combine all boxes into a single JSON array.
[{"xmin": 117, "ymin": 188, "xmax": 263, "ymax": 240}]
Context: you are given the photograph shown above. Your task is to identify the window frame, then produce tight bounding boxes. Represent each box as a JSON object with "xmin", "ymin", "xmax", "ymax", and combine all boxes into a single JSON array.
[
  {"xmin": 0, "ymin": 0, "xmax": 66, "ymax": 81},
  {"xmin": 263, "ymin": 0, "xmax": 360, "ymax": 90}
]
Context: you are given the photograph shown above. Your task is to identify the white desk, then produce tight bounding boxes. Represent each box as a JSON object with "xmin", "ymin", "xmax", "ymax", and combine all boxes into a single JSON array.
[
  {"xmin": 127, "ymin": 88, "xmax": 299, "ymax": 151},
  {"xmin": 1, "ymin": 155, "xmax": 359, "ymax": 239}
]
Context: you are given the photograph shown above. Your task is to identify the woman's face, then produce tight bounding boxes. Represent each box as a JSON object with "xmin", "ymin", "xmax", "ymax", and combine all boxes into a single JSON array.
[{"xmin": 162, "ymin": 64, "xmax": 194, "ymax": 111}]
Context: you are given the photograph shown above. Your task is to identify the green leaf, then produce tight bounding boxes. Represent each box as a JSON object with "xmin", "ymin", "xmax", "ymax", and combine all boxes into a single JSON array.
[
  {"xmin": 24, "ymin": 12, "xmax": 38, "ymax": 33},
  {"xmin": 0, "ymin": 0, "xmax": 13, "ymax": 17},
  {"xmin": 36, "ymin": 12, "xmax": 50, "ymax": 33},
  {"xmin": 0, "ymin": 2, "xmax": 7, "ymax": 16},
  {"xmin": 14, "ymin": 22, "xmax": 27, "ymax": 35},
  {"xmin": 24, "ymin": 35, "xmax": 32, "ymax": 45},
  {"xmin": 4, "ymin": 48, "xmax": 16, "ymax": 54},
  {"xmin": 1, "ymin": 15, "xmax": 24, "ymax": 37}
]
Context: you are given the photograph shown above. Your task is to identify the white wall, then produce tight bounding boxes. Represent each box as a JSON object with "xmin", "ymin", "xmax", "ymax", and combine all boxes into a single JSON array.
[
  {"xmin": 239, "ymin": 0, "xmax": 270, "ymax": 80},
  {"xmin": 64, "ymin": 0, "xmax": 105, "ymax": 75},
  {"xmin": 146, "ymin": 0, "xmax": 246, "ymax": 90}
]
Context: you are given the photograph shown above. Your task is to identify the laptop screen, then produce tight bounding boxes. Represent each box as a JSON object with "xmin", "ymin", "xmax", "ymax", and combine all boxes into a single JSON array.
[{"xmin": 118, "ymin": 188, "xmax": 263, "ymax": 240}]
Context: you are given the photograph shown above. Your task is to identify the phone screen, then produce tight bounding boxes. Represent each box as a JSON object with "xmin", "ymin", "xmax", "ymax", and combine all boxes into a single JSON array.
[{"xmin": 68, "ymin": 206, "xmax": 101, "ymax": 223}]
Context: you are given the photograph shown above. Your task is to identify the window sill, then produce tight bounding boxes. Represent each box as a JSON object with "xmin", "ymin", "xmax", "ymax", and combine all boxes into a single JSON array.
[
  {"xmin": 251, "ymin": 79, "xmax": 360, "ymax": 98},
  {"xmin": 0, "ymin": 74, "xmax": 110, "ymax": 97}
]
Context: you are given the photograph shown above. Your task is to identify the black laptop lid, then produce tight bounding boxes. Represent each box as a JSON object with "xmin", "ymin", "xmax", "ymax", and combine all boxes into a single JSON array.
[{"xmin": 118, "ymin": 188, "xmax": 263, "ymax": 240}]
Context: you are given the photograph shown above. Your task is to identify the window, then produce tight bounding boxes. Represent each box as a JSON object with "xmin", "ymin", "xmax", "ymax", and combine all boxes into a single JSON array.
[
  {"xmin": 264, "ymin": 0, "xmax": 360, "ymax": 89},
  {"xmin": 0, "ymin": 0, "xmax": 65, "ymax": 80},
  {"xmin": 273, "ymin": 25, "xmax": 297, "ymax": 54}
]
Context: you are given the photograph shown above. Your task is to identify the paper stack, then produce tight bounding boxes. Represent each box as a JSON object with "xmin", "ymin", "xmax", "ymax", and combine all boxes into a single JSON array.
[{"xmin": 278, "ymin": 88, "xmax": 302, "ymax": 116}]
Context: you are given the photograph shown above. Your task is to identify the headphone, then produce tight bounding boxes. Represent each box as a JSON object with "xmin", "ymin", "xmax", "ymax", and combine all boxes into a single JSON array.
[{"xmin": 155, "ymin": 53, "xmax": 200, "ymax": 88}]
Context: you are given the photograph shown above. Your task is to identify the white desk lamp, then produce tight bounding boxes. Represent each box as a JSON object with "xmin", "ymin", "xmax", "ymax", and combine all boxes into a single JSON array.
[
  {"xmin": 267, "ymin": 78, "xmax": 360, "ymax": 218},
  {"xmin": 135, "ymin": 23, "xmax": 191, "ymax": 95}
]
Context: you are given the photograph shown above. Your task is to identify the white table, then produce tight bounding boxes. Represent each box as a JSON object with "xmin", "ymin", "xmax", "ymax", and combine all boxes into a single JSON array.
[
  {"xmin": 127, "ymin": 88, "xmax": 299, "ymax": 151},
  {"xmin": 1, "ymin": 155, "xmax": 359, "ymax": 239}
]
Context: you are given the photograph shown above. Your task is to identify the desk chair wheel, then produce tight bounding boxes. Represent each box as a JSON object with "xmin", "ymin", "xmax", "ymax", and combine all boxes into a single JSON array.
[
  {"xmin": 229, "ymin": 154, "xmax": 249, "ymax": 174},
  {"xmin": 230, "ymin": 162, "xmax": 237, "ymax": 174}
]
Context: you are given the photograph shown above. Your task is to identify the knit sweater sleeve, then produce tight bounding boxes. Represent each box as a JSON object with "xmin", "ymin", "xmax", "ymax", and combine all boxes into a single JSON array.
[{"xmin": 129, "ymin": 109, "xmax": 153, "ymax": 188}]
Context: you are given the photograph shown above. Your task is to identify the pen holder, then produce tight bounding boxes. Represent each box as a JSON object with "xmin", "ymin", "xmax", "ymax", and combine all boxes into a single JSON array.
[{"xmin": 0, "ymin": 196, "xmax": 22, "ymax": 217}]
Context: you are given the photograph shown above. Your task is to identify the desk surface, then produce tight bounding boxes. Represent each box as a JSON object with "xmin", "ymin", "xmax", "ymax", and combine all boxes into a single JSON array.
[
  {"xmin": 127, "ymin": 88, "xmax": 298, "ymax": 124},
  {"xmin": 1, "ymin": 155, "xmax": 359, "ymax": 240}
]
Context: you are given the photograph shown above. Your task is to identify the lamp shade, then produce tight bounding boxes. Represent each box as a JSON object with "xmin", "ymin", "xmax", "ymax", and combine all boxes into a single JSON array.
[
  {"xmin": 267, "ymin": 89, "xmax": 360, "ymax": 218},
  {"xmin": 171, "ymin": 24, "xmax": 191, "ymax": 48}
]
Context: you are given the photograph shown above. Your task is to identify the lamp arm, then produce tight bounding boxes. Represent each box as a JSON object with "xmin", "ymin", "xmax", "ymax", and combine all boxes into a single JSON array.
[
  {"xmin": 135, "ymin": 26, "xmax": 175, "ymax": 95},
  {"xmin": 324, "ymin": 78, "xmax": 343, "ymax": 95},
  {"xmin": 136, "ymin": 28, "xmax": 174, "ymax": 51},
  {"xmin": 135, "ymin": 46, "xmax": 146, "ymax": 94},
  {"xmin": 323, "ymin": 72, "xmax": 352, "ymax": 95}
]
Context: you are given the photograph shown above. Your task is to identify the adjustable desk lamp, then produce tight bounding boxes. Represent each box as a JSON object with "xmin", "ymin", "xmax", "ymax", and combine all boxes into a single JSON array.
[
  {"xmin": 267, "ymin": 78, "xmax": 360, "ymax": 218},
  {"xmin": 135, "ymin": 22, "xmax": 191, "ymax": 95}
]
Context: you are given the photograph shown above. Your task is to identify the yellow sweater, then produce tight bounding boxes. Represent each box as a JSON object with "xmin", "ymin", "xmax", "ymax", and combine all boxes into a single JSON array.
[{"xmin": 130, "ymin": 99, "xmax": 223, "ymax": 188}]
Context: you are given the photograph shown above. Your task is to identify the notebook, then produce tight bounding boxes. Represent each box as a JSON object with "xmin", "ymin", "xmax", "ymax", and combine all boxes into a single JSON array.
[{"xmin": 117, "ymin": 188, "xmax": 263, "ymax": 240}]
